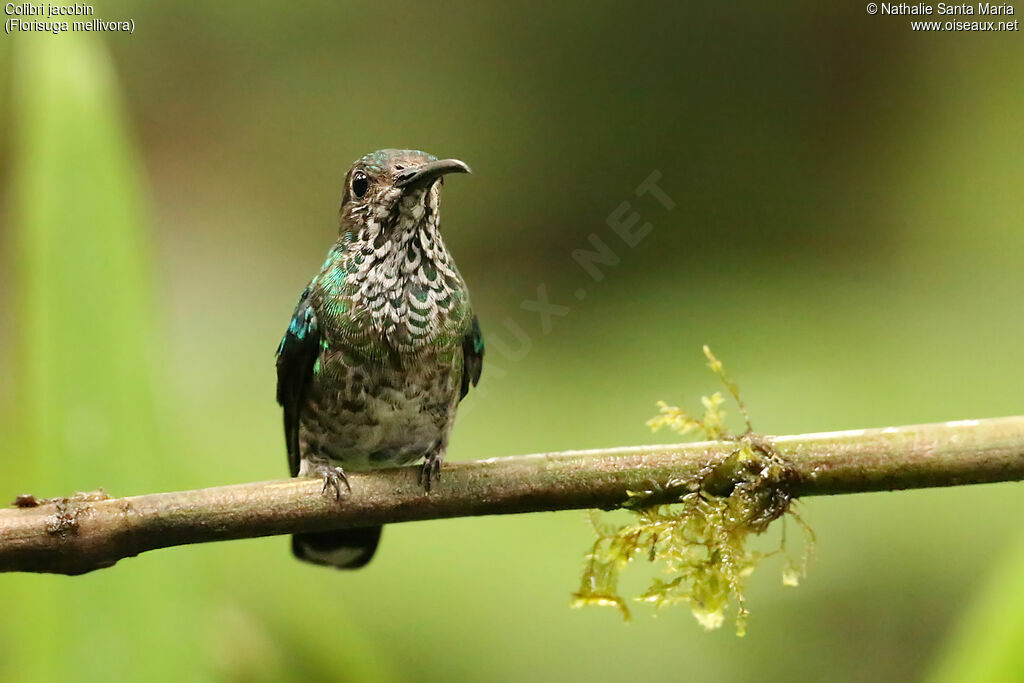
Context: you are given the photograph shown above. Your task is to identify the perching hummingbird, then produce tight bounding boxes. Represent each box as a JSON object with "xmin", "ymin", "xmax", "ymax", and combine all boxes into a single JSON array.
[{"xmin": 276, "ymin": 149, "xmax": 483, "ymax": 569}]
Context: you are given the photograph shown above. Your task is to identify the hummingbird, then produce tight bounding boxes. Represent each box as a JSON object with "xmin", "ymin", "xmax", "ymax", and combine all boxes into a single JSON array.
[{"xmin": 276, "ymin": 149, "xmax": 483, "ymax": 569}]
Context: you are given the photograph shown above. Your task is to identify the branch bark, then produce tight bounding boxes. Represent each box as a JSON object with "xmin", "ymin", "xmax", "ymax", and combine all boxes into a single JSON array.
[{"xmin": 2, "ymin": 416, "xmax": 1023, "ymax": 575}]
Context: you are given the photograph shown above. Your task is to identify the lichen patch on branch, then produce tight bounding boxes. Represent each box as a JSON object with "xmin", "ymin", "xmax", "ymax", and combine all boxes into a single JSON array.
[
  {"xmin": 42, "ymin": 489, "xmax": 111, "ymax": 538},
  {"xmin": 571, "ymin": 347, "xmax": 815, "ymax": 635}
]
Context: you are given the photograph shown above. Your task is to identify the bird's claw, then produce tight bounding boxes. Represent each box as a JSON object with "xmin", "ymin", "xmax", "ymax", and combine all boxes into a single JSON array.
[
  {"xmin": 419, "ymin": 454, "xmax": 443, "ymax": 493},
  {"xmin": 314, "ymin": 465, "xmax": 350, "ymax": 502}
]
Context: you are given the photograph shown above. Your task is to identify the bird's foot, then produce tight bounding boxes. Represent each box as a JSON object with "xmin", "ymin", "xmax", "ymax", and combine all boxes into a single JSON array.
[
  {"xmin": 308, "ymin": 461, "xmax": 351, "ymax": 502},
  {"xmin": 419, "ymin": 452, "xmax": 444, "ymax": 493}
]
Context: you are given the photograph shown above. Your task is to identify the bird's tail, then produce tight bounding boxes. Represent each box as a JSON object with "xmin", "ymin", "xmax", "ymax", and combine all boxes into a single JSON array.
[{"xmin": 291, "ymin": 526, "xmax": 382, "ymax": 569}]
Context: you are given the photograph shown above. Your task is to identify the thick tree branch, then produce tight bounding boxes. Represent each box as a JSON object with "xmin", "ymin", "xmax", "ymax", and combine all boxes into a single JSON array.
[{"xmin": 2, "ymin": 416, "xmax": 1023, "ymax": 575}]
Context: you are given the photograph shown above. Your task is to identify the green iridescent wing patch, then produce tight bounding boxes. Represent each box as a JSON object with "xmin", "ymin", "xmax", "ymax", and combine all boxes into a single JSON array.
[
  {"xmin": 276, "ymin": 286, "xmax": 321, "ymax": 476},
  {"xmin": 460, "ymin": 315, "xmax": 484, "ymax": 400}
]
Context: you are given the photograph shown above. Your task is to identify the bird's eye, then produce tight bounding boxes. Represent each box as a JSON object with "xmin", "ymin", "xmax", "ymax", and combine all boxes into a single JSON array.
[{"xmin": 352, "ymin": 171, "xmax": 369, "ymax": 198}]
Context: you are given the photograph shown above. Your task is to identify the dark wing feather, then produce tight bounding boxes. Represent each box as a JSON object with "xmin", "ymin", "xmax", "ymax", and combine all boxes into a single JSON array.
[
  {"xmin": 276, "ymin": 287, "xmax": 320, "ymax": 476},
  {"xmin": 459, "ymin": 315, "xmax": 484, "ymax": 401}
]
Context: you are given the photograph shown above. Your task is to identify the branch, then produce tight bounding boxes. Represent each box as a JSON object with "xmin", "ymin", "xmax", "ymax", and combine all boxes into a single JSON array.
[{"xmin": 3, "ymin": 416, "xmax": 1023, "ymax": 575}]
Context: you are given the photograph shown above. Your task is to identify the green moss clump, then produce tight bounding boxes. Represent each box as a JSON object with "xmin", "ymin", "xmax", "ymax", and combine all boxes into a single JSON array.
[{"xmin": 571, "ymin": 347, "xmax": 814, "ymax": 635}]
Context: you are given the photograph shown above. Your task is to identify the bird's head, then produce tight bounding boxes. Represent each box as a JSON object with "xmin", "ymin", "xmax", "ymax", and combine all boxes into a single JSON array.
[{"xmin": 339, "ymin": 149, "xmax": 470, "ymax": 237}]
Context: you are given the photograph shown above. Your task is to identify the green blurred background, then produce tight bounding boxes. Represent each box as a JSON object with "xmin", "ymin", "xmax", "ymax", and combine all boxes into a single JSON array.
[{"xmin": 1, "ymin": 2, "xmax": 1022, "ymax": 681}]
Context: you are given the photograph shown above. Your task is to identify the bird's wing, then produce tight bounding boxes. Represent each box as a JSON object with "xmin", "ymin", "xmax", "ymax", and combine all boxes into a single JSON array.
[
  {"xmin": 459, "ymin": 314, "xmax": 484, "ymax": 401},
  {"xmin": 276, "ymin": 287, "xmax": 321, "ymax": 477}
]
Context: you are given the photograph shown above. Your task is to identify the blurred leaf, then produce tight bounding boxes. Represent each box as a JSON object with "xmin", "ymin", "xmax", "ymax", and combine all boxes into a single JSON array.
[
  {"xmin": 927, "ymin": 540, "xmax": 1024, "ymax": 682},
  {"xmin": 12, "ymin": 38, "xmax": 161, "ymax": 485},
  {"xmin": 1, "ymin": 35, "xmax": 202, "ymax": 681}
]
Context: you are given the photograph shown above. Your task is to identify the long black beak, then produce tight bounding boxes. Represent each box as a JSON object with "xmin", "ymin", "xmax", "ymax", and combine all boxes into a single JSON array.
[{"xmin": 395, "ymin": 158, "xmax": 471, "ymax": 189}]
